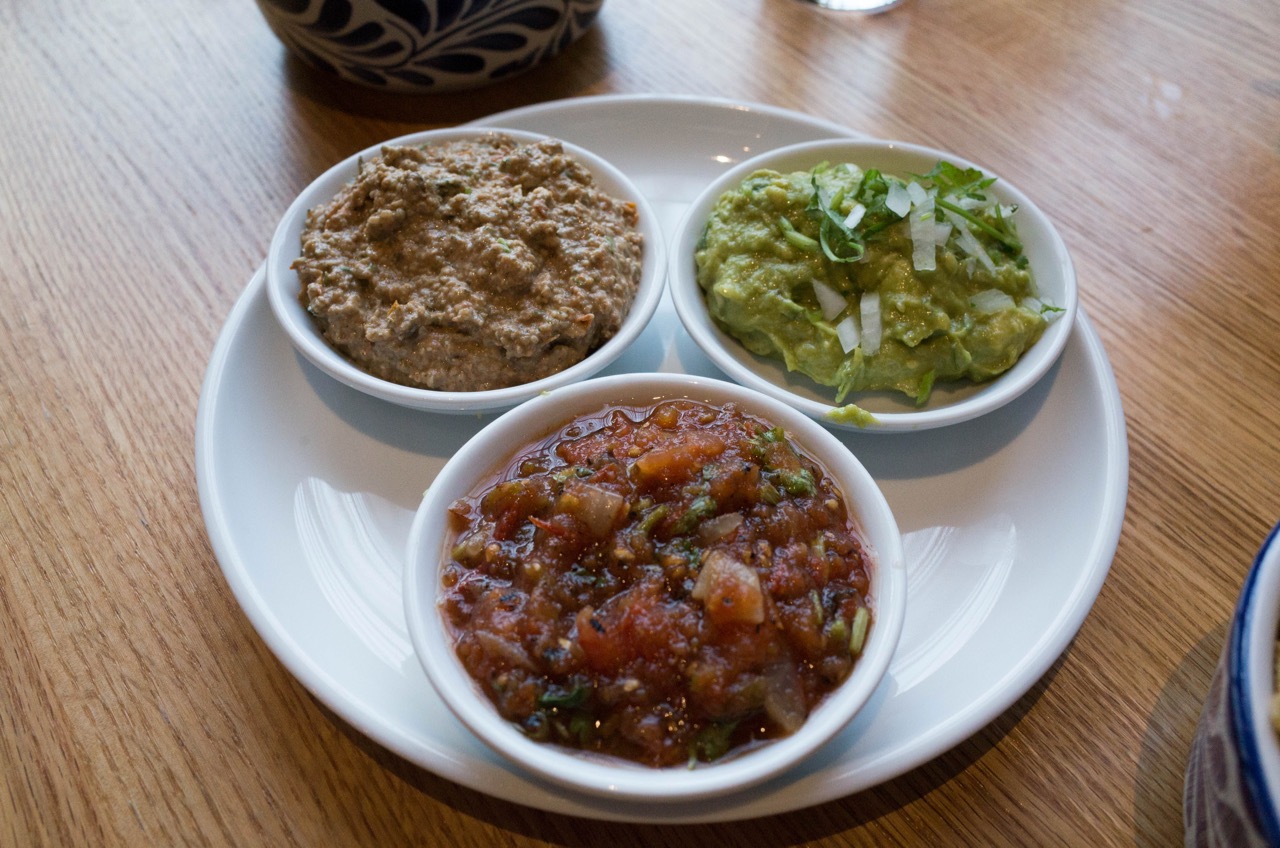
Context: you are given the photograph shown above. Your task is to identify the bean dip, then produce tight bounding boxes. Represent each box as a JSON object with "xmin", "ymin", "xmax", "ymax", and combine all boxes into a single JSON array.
[{"xmin": 292, "ymin": 134, "xmax": 644, "ymax": 391}]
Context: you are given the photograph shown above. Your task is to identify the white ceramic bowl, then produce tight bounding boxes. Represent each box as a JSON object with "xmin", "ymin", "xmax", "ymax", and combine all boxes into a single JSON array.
[
  {"xmin": 1186, "ymin": 522, "xmax": 1280, "ymax": 845},
  {"xmin": 403, "ymin": 372, "xmax": 906, "ymax": 801},
  {"xmin": 266, "ymin": 127, "xmax": 664, "ymax": 413},
  {"xmin": 669, "ymin": 138, "xmax": 1078, "ymax": 433},
  {"xmin": 253, "ymin": 0, "xmax": 604, "ymax": 93}
]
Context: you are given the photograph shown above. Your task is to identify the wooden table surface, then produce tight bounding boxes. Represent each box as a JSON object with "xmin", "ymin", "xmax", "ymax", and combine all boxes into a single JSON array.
[{"xmin": 4, "ymin": 0, "xmax": 1279, "ymax": 844}]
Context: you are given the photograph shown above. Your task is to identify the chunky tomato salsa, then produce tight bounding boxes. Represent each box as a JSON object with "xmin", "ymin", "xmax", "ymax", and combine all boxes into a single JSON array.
[{"xmin": 439, "ymin": 399, "xmax": 874, "ymax": 768}]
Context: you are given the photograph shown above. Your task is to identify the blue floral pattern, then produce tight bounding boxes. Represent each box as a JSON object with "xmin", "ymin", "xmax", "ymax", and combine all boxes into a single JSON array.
[{"xmin": 256, "ymin": 0, "xmax": 603, "ymax": 91}]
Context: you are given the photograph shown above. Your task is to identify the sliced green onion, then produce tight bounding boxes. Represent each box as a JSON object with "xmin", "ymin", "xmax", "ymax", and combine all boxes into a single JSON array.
[
  {"xmin": 849, "ymin": 607, "xmax": 871, "ymax": 655},
  {"xmin": 537, "ymin": 683, "xmax": 589, "ymax": 709},
  {"xmin": 779, "ymin": 216, "xmax": 819, "ymax": 252}
]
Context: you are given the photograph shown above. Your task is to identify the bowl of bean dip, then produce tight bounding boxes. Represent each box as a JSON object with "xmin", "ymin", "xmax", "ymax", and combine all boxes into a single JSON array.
[
  {"xmin": 267, "ymin": 128, "xmax": 663, "ymax": 413},
  {"xmin": 404, "ymin": 372, "xmax": 906, "ymax": 801}
]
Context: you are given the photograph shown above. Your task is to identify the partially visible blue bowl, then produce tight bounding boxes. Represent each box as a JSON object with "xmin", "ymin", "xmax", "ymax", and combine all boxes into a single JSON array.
[
  {"xmin": 1186, "ymin": 522, "xmax": 1280, "ymax": 846},
  {"xmin": 254, "ymin": 0, "xmax": 604, "ymax": 92}
]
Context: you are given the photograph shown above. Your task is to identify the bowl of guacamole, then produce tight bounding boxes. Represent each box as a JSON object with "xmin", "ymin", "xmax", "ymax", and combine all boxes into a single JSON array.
[{"xmin": 669, "ymin": 138, "xmax": 1078, "ymax": 432}]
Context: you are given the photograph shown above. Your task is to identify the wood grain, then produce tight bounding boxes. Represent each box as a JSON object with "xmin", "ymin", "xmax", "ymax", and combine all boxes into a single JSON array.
[{"xmin": 2, "ymin": 0, "xmax": 1279, "ymax": 844}]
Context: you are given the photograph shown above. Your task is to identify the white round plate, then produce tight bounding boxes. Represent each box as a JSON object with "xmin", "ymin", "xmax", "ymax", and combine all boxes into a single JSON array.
[{"xmin": 196, "ymin": 94, "xmax": 1128, "ymax": 824}]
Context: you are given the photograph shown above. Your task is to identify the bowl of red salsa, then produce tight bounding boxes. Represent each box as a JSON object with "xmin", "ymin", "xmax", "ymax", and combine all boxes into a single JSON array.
[{"xmin": 404, "ymin": 372, "xmax": 906, "ymax": 801}]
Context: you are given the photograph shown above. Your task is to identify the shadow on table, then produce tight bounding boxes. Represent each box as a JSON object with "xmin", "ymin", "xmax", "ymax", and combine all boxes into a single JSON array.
[
  {"xmin": 1133, "ymin": 622, "xmax": 1225, "ymax": 848},
  {"xmin": 317, "ymin": 650, "xmax": 1067, "ymax": 845},
  {"xmin": 266, "ymin": 22, "xmax": 614, "ymax": 212}
]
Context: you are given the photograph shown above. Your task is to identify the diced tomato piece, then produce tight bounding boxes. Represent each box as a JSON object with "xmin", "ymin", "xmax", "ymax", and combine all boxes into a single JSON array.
[
  {"xmin": 575, "ymin": 605, "xmax": 623, "ymax": 672},
  {"xmin": 632, "ymin": 432, "xmax": 726, "ymax": 488}
]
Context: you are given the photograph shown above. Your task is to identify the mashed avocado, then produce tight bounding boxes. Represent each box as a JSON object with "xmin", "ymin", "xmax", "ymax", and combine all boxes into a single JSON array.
[{"xmin": 695, "ymin": 160, "xmax": 1054, "ymax": 406}]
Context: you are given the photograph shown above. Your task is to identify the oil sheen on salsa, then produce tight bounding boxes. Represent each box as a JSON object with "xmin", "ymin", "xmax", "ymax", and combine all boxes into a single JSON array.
[{"xmin": 440, "ymin": 399, "xmax": 874, "ymax": 768}]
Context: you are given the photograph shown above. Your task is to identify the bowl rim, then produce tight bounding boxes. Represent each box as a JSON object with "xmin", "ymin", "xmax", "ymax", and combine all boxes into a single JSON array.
[
  {"xmin": 1231, "ymin": 520, "xmax": 1280, "ymax": 842},
  {"xmin": 265, "ymin": 126, "xmax": 666, "ymax": 413},
  {"xmin": 402, "ymin": 371, "xmax": 907, "ymax": 801},
  {"xmin": 668, "ymin": 137, "xmax": 1078, "ymax": 433}
]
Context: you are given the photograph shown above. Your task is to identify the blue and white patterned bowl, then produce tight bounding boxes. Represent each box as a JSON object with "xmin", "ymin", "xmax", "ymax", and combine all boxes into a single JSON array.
[
  {"xmin": 254, "ymin": 0, "xmax": 604, "ymax": 92},
  {"xmin": 1186, "ymin": 522, "xmax": 1280, "ymax": 846}
]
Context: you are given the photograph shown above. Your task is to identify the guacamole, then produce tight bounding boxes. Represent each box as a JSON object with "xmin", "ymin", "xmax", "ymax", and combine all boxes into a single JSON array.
[{"xmin": 695, "ymin": 160, "xmax": 1054, "ymax": 406}]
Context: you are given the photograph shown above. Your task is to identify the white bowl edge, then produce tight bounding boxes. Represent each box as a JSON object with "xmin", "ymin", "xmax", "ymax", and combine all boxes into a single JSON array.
[
  {"xmin": 265, "ymin": 127, "xmax": 666, "ymax": 413},
  {"xmin": 403, "ymin": 372, "xmax": 906, "ymax": 802},
  {"xmin": 669, "ymin": 137, "xmax": 1078, "ymax": 433}
]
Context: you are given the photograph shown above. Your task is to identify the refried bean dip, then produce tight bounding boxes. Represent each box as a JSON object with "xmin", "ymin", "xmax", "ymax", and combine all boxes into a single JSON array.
[{"xmin": 292, "ymin": 134, "xmax": 644, "ymax": 391}]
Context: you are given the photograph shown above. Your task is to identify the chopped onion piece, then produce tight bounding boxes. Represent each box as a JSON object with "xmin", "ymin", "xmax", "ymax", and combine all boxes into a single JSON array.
[
  {"xmin": 954, "ymin": 194, "xmax": 997, "ymax": 211},
  {"xmin": 763, "ymin": 662, "xmax": 806, "ymax": 734},
  {"xmin": 885, "ymin": 180, "xmax": 912, "ymax": 217},
  {"xmin": 942, "ymin": 209, "xmax": 996, "ymax": 272},
  {"xmin": 910, "ymin": 192, "xmax": 939, "ymax": 271},
  {"xmin": 835, "ymin": 314, "xmax": 861, "ymax": 353},
  {"xmin": 560, "ymin": 481, "xmax": 627, "ymax": 537},
  {"xmin": 811, "ymin": 278, "xmax": 847, "ymax": 321},
  {"xmin": 905, "ymin": 181, "xmax": 948, "ymax": 271},
  {"xmin": 860, "ymin": 292, "xmax": 882, "ymax": 355},
  {"xmin": 969, "ymin": 288, "xmax": 1016, "ymax": 313},
  {"xmin": 906, "ymin": 180, "xmax": 930, "ymax": 208},
  {"xmin": 911, "ymin": 237, "xmax": 936, "ymax": 271},
  {"xmin": 843, "ymin": 202, "xmax": 867, "ymax": 230},
  {"xmin": 691, "ymin": 550, "xmax": 764, "ymax": 626},
  {"xmin": 1021, "ymin": 296, "xmax": 1063, "ymax": 322},
  {"xmin": 698, "ymin": 511, "xmax": 743, "ymax": 544}
]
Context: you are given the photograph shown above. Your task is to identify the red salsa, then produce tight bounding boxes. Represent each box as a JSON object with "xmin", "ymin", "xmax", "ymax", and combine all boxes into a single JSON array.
[{"xmin": 439, "ymin": 399, "xmax": 874, "ymax": 768}]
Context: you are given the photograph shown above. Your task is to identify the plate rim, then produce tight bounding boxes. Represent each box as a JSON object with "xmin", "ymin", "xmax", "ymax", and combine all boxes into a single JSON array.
[{"xmin": 196, "ymin": 93, "xmax": 1129, "ymax": 823}]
